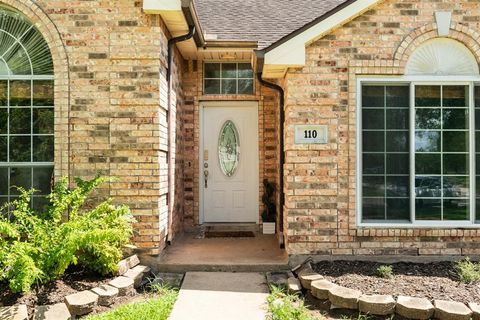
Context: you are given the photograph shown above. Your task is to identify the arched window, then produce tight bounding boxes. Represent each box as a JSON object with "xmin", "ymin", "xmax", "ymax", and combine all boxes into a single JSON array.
[
  {"xmin": 0, "ymin": 7, "xmax": 54, "ymax": 212},
  {"xmin": 359, "ymin": 38, "xmax": 480, "ymax": 227}
]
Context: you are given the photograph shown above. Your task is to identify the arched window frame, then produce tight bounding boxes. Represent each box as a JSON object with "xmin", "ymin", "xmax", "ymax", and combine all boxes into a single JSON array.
[
  {"xmin": 0, "ymin": 6, "xmax": 54, "ymax": 213},
  {"xmin": 357, "ymin": 38, "xmax": 480, "ymax": 228}
]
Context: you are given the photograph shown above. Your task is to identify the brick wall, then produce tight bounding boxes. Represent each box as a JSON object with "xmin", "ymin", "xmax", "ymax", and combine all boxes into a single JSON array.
[
  {"xmin": 284, "ymin": 0, "xmax": 480, "ymax": 256},
  {"xmin": 6, "ymin": 0, "xmax": 186, "ymax": 253}
]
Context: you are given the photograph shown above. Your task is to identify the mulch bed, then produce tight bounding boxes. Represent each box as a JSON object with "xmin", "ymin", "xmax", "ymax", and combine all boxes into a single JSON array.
[
  {"xmin": 312, "ymin": 260, "xmax": 480, "ymax": 305},
  {"xmin": 0, "ymin": 266, "xmax": 146, "ymax": 317}
]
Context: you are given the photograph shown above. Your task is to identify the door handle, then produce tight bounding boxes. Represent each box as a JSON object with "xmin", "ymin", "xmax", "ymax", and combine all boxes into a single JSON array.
[{"xmin": 204, "ymin": 169, "xmax": 209, "ymax": 188}]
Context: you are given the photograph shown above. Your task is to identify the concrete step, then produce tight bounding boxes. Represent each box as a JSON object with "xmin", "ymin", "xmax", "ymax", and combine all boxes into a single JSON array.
[
  {"xmin": 155, "ymin": 262, "xmax": 290, "ymax": 273},
  {"xmin": 203, "ymin": 223, "xmax": 260, "ymax": 233}
]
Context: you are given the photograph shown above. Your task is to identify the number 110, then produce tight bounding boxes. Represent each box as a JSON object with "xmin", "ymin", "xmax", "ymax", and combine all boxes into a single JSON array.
[{"xmin": 304, "ymin": 130, "xmax": 318, "ymax": 139}]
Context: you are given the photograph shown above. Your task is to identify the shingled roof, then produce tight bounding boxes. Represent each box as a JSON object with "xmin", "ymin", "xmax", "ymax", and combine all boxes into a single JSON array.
[{"xmin": 194, "ymin": 0, "xmax": 350, "ymax": 49}]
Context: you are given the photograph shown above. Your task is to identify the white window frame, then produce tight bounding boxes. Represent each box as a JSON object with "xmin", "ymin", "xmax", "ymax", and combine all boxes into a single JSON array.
[
  {"xmin": 357, "ymin": 75, "xmax": 480, "ymax": 228},
  {"xmin": 203, "ymin": 62, "xmax": 255, "ymax": 95}
]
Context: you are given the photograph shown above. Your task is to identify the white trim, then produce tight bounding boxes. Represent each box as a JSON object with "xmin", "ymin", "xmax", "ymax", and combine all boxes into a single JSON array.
[
  {"xmin": 356, "ymin": 76, "xmax": 480, "ymax": 228},
  {"xmin": 263, "ymin": 0, "xmax": 382, "ymax": 78},
  {"xmin": 199, "ymin": 101, "xmax": 260, "ymax": 224},
  {"xmin": 405, "ymin": 38, "xmax": 479, "ymax": 76},
  {"xmin": 435, "ymin": 11, "xmax": 452, "ymax": 37},
  {"xmin": 143, "ymin": 0, "xmax": 181, "ymax": 13}
]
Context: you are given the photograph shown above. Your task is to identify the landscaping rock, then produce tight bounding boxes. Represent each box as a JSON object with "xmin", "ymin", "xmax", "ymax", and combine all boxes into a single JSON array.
[
  {"xmin": 311, "ymin": 280, "xmax": 337, "ymax": 300},
  {"xmin": 127, "ymin": 255, "xmax": 140, "ymax": 269},
  {"xmin": 34, "ymin": 303, "xmax": 71, "ymax": 320},
  {"xmin": 117, "ymin": 258, "xmax": 130, "ymax": 276},
  {"xmin": 434, "ymin": 300, "xmax": 472, "ymax": 320},
  {"xmin": 64, "ymin": 290, "xmax": 98, "ymax": 316},
  {"xmin": 124, "ymin": 265, "xmax": 151, "ymax": 288},
  {"xmin": 122, "ymin": 244, "xmax": 137, "ymax": 257},
  {"xmin": 287, "ymin": 277, "xmax": 301, "ymax": 294},
  {"xmin": 266, "ymin": 271, "xmax": 289, "ymax": 290},
  {"xmin": 298, "ymin": 267, "xmax": 323, "ymax": 290},
  {"xmin": 0, "ymin": 305, "xmax": 28, "ymax": 320},
  {"xmin": 396, "ymin": 296, "xmax": 434, "ymax": 320},
  {"xmin": 109, "ymin": 276, "xmax": 135, "ymax": 296},
  {"xmin": 328, "ymin": 285, "xmax": 362, "ymax": 310},
  {"xmin": 358, "ymin": 294, "xmax": 395, "ymax": 315},
  {"xmin": 469, "ymin": 302, "xmax": 480, "ymax": 320},
  {"xmin": 91, "ymin": 285, "xmax": 119, "ymax": 306},
  {"xmin": 150, "ymin": 273, "xmax": 184, "ymax": 288}
]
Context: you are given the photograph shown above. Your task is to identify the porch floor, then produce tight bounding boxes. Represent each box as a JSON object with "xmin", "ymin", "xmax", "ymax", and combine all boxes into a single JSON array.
[{"xmin": 154, "ymin": 232, "xmax": 289, "ymax": 272}]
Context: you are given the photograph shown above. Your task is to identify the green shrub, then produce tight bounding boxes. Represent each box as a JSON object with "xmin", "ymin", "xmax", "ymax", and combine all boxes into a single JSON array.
[
  {"xmin": 0, "ymin": 176, "xmax": 134, "ymax": 293},
  {"xmin": 375, "ymin": 265, "xmax": 393, "ymax": 279},
  {"xmin": 456, "ymin": 257, "xmax": 480, "ymax": 284}
]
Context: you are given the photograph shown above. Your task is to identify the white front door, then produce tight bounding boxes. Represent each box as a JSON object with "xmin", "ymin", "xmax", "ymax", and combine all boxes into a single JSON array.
[{"xmin": 201, "ymin": 103, "xmax": 259, "ymax": 223}]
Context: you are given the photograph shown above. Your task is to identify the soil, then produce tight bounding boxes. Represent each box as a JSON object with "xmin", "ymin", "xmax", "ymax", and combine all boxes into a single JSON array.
[
  {"xmin": 312, "ymin": 260, "xmax": 480, "ymax": 305},
  {"xmin": 0, "ymin": 266, "xmax": 149, "ymax": 318}
]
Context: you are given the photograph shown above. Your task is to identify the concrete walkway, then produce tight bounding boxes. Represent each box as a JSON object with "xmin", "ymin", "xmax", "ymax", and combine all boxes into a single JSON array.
[{"xmin": 169, "ymin": 272, "xmax": 269, "ymax": 320}]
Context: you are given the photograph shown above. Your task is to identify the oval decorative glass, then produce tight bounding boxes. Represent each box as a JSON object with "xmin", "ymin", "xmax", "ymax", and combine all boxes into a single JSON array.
[{"xmin": 218, "ymin": 120, "xmax": 240, "ymax": 177}]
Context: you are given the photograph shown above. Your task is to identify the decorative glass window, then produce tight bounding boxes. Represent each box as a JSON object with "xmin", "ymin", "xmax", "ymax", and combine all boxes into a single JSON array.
[
  {"xmin": 360, "ymin": 82, "xmax": 479, "ymax": 226},
  {"xmin": 0, "ymin": 7, "xmax": 54, "ymax": 214},
  {"xmin": 204, "ymin": 63, "xmax": 254, "ymax": 95},
  {"xmin": 218, "ymin": 120, "xmax": 240, "ymax": 177}
]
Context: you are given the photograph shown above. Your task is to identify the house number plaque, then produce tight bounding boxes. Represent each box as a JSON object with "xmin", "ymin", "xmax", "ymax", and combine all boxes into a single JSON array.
[{"xmin": 294, "ymin": 125, "xmax": 328, "ymax": 144}]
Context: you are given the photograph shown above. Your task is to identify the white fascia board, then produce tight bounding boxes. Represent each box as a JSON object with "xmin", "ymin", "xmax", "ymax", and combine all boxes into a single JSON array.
[
  {"xmin": 264, "ymin": 0, "xmax": 382, "ymax": 75},
  {"xmin": 143, "ymin": 0, "xmax": 181, "ymax": 13}
]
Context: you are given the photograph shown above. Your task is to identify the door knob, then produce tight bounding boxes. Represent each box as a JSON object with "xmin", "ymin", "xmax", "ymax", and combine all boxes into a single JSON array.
[{"xmin": 204, "ymin": 169, "xmax": 209, "ymax": 188}]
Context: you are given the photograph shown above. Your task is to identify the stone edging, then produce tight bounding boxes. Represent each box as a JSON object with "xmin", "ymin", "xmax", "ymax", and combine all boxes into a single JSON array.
[
  {"xmin": 290, "ymin": 266, "xmax": 478, "ymax": 320},
  {"xmin": 0, "ymin": 255, "xmax": 151, "ymax": 320}
]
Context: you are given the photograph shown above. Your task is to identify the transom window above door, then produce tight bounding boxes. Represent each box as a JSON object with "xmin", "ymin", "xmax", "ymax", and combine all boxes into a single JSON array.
[
  {"xmin": 359, "ymin": 82, "xmax": 480, "ymax": 226},
  {"xmin": 203, "ymin": 62, "xmax": 254, "ymax": 95}
]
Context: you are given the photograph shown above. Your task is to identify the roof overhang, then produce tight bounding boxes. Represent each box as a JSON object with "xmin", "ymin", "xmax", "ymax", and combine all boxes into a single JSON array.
[
  {"xmin": 143, "ymin": 0, "xmax": 205, "ymax": 59},
  {"xmin": 198, "ymin": 40, "xmax": 257, "ymax": 61},
  {"xmin": 261, "ymin": 0, "xmax": 382, "ymax": 78}
]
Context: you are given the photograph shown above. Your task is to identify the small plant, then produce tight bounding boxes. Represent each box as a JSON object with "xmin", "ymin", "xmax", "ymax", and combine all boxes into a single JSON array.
[
  {"xmin": 376, "ymin": 265, "xmax": 393, "ymax": 279},
  {"xmin": 267, "ymin": 286, "xmax": 315, "ymax": 320},
  {"xmin": 262, "ymin": 179, "xmax": 276, "ymax": 223},
  {"xmin": 455, "ymin": 257, "xmax": 480, "ymax": 284},
  {"xmin": 86, "ymin": 287, "xmax": 178, "ymax": 320},
  {"xmin": 0, "ymin": 176, "xmax": 135, "ymax": 293}
]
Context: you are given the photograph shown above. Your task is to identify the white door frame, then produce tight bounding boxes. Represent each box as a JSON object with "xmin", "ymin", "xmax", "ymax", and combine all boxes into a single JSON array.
[{"xmin": 199, "ymin": 101, "xmax": 259, "ymax": 224}]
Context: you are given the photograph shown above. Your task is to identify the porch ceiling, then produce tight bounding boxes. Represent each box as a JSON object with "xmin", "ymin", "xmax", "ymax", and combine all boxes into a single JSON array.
[{"xmin": 143, "ymin": 0, "xmax": 198, "ymax": 59}]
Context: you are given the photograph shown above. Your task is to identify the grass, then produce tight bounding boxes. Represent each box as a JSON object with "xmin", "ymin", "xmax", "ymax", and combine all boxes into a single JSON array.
[
  {"xmin": 455, "ymin": 257, "xmax": 480, "ymax": 284},
  {"xmin": 375, "ymin": 265, "xmax": 393, "ymax": 279},
  {"xmin": 267, "ymin": 286, "xmax": 323, "ymax": 320},
  {"xmin": 86, "ymin": 286, "xmax": 178, "ymax": 320}
]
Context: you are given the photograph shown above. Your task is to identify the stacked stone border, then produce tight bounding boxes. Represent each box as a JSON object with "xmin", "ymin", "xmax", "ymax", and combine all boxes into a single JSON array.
[
  {"xmin": 287, "ymin": 265, "xmax": 479, "ymax": 320},
  {"xmin": 0, "ymin": 255, "xmax": 151, "ymax": 320}
]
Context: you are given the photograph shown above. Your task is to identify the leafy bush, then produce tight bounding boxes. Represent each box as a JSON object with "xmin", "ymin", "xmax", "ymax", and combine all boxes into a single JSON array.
[
  {"xmin": 456, "ymin": 257, "xmax": 480, "ymax": 284},
  {"xmin": 375, "ymin": 265, "xmax": 393, "ymax": 279},
  {"xmin": 0, "ymin": 176, "xmax": 135, "ymax": 293},
  {"xmin": 267, "ymin": 286, "xmax": 315, "ymax": 320}
]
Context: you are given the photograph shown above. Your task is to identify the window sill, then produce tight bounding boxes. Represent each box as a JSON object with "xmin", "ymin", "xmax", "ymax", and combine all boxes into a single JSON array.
[
  {"xmin": 359, "ymin": 221, "xmax": 480, "ymax": 229},
  {"xmin": 200, "ymin": 94, "xmax": 259, "ymax": 101}
]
